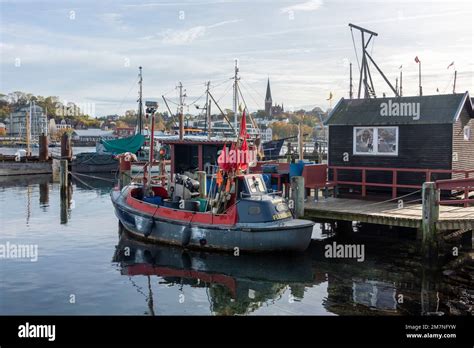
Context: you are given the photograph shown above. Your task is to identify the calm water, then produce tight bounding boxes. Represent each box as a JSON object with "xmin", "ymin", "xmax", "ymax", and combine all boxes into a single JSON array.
[{"xmin": 0, "ymin": 173, "xmax": 472, "ymax": 315}]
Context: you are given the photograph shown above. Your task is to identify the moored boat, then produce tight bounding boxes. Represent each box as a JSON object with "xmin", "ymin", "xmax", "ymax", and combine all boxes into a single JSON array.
[
  {"xmin": 111, "ymin": 102, "xmax": 314, "ymax": 252},
  {"xmin": 111, "ymin": 173, "xmax": 314, "ymax": 252}
]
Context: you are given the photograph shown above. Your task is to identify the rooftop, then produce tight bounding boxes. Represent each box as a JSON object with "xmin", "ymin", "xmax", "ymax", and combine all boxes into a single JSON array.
[
  {"xmin": 325, "ymin": 92, "xmax": 473, "ymax": 126},
  {"xmin": 72, "ymin": 129, "xmax": 115, "ymax": 137}
]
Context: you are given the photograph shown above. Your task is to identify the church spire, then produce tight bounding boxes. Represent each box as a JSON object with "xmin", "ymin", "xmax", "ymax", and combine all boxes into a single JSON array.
[{"xmin": 265, "ymin": 78, "xmax": 273, "ymax": 117}]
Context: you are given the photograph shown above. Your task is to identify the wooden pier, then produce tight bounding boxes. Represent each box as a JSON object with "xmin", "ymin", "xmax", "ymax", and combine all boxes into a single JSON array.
[{"xmin": 304, "ymin": 197, "xmax": 474, "ymax": 231}]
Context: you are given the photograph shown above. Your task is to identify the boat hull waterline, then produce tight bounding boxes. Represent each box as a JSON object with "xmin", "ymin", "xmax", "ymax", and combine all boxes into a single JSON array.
[{"xmin": 111, "ymin": 188, "xmax": 314, "ymax": 252}]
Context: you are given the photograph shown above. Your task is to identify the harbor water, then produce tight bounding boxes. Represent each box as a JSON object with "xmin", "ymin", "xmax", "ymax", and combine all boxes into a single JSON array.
[{"xmin": 0, "ymin": 158, "xmax": 472, "ymax": 315}]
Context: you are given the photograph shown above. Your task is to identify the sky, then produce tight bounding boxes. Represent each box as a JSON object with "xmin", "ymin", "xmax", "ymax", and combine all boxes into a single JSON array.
[{"xmin": 0, "ymin": 0, "xmax": 473, "ymax": 117}]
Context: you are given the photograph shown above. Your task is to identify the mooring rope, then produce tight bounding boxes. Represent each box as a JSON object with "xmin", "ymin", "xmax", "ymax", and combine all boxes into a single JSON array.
[{"xmin": 71, "ymin": 172, "xmax": 117, "ymax": 183}]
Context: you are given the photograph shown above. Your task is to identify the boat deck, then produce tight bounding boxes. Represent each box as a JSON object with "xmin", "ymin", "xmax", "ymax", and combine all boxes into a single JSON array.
[{"xmin": 304, "ymin": 197, "xmax": 474, "ymax": 231}]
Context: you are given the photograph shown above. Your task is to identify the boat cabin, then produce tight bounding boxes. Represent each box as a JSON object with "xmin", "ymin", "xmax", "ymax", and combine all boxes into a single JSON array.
[{"xmin": 161, "ymin": 138, "xmax": 228, "ymax": 178}]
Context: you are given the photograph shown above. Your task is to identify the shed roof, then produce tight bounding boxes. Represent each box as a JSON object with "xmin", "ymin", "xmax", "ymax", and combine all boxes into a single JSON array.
[{"xmin": 325, "ymin": 92, "xmax": 472, "ymax": 126}]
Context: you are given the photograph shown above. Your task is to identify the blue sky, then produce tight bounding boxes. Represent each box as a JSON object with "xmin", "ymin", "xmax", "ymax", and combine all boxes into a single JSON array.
[{"xmin": 0, "ymin": 0, "xmax": 473, "ymax": 116}]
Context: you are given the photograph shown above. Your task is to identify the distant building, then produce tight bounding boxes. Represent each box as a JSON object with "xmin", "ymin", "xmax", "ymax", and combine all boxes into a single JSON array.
[
  {"xmin": 8, "ymin": 104, "xmax": 48, "ymax": 138},
  {"xmin": 115, "ymin": 127, "xmax": 135, "ymax": 138},
  {"xmin": 106, "ymin": 114, "xmax": 119, "ymax": 122},
  {"xmin": 71, "ymin": 128, "xmax": 115, "ymax": 145},
  {"xmin": 264, "ymin": 79, "xmax": 284, "ymax": 118},
  {"xmin": 57, "ymin": 119, "xmax": 72, "ymax": 131},
  {"xmin": 261, "ymin": 127, "xmax": 273, "ymax": 142}
]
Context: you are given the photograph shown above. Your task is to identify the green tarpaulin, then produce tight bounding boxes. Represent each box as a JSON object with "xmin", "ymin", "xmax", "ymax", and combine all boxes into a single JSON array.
[{"xmin": 100, "ymin": 134, "xmax": 145, "ymax": 154}]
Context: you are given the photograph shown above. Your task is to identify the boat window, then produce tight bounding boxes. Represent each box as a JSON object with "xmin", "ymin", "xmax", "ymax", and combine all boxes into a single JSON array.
[{"xmin": 246, "ymin": 176, "xmax": 266, "ymax": 194}]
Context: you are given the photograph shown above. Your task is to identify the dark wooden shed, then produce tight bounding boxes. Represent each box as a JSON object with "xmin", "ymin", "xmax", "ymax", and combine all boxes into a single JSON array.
[{"xmin": 325, "ymin": 92, "xmax": 474, "ymax": 191}]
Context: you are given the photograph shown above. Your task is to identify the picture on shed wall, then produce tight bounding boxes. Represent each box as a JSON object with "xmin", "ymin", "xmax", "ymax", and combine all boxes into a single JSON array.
[
  {"xmin": 355, "ymin": 127, "xmax": 374, "ymax": 153},
  {"xmin": 377, "ymin": 127, "xmax": 398, "ymax": 154}
]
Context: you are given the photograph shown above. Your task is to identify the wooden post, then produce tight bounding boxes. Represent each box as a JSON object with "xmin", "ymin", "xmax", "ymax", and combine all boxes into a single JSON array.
[
  {"xmin": 61, "ymin": 132, "xmax": 71, "ymax": 160},
  {"xmin": 60, "ymin": 159, "xmax": 68, "ymax": 188},
  {"xmin": 119, "ymin": 156, "xmax": 132, "ymax": 189},
  {"xmin": 421, "ymin": 182, "xmax": 439, "ymax": 262},
  {"xmin": 197, "ymin": 171, "xmax": 207, "ymax": 199},
  {"xmin": 291, "ymin": 176, "xmax": 305, "ymax": 218},
  {"xmin": 298, "ymin": 123, "xmax": 304, "ymax": 160},
  {"xmin": 39, "ymin": 133, "xmax": 48, "ymax": 161}
]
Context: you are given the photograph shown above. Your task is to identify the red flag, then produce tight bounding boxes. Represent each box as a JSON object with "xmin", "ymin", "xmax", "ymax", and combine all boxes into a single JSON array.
[
  {"xmin": 238, "ymin": 110, "xmax": 249, "ymax": 171},
  {"xmin": 414, "ymin": 56, "xmax": 420, "ymax": 63},
  {"xmin": 218, "ymin": 143, "xmax": 230, "ymax": 171}
]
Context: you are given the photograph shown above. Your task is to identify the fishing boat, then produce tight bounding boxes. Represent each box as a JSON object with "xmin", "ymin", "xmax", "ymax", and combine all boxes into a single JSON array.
[{"xmin": 111, "ymin": 103, "xmax": 314, "ymax": 253}]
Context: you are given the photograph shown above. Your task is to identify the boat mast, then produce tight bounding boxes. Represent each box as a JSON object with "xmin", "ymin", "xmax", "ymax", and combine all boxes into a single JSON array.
[
  {"xmin": 177, "ymin": 82, "xmax": 185, "ymax": 140},
  {"xmin": 26, "ymin": 100, "xmax": 32, "ymax": 156},
  {"xmin": 233, "ymin": 59, "xmax": 239, "ymax": 136},
  {"xmin": 138, "ymin": 67, "xmax": 143, "ymax": 135},
  {"xmin": 205, "ymin": 81, "xmax": 211, "ymax": 139}
]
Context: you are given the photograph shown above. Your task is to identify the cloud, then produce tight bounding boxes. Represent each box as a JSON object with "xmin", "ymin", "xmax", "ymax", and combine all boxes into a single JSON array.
[
  {"xmin": 280, "ymin": 0, "xmax": 323, "ymax": 13},
  {"xmin": 158, "ymin": 19, "xmax": 241, "ymax": 45},
  {"xmin": 208, "ymin": 19, "xmax": 242, "ymax": 28},
  {"xmin": 160, "ymin": 26, "xmax": 207, "ymax": 45}
]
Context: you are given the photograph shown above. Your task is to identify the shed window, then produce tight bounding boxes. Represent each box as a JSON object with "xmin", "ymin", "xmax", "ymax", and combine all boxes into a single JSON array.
[{"xmin": 353, "ymin": 127, "xmax": 398, "ymax": 156}]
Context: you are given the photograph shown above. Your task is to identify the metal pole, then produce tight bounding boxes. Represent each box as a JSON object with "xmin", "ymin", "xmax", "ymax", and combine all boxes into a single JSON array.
[
  {"xmin": 138, "ymin": 67, "xmax": 143, "ymax": 135},
  {"xmin": 148, "ymin": 110, "xmax": 155, "ymax": 189},
  {"xmin": 400, "ymin": 69, "xmax": 403, "ymax": 97},
  {"xmin": 349, "ymin": 62, "xmax": 353, "ymax": 99},
  {"xmin": 419, "ymin": 62, "xmax": 422, "ymax": 96},
  {"xmin": 453, "ymin": 70, "xmax": 457, "ymax": 94}
]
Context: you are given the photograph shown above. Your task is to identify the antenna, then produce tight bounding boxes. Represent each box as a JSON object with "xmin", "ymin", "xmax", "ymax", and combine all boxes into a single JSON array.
[
  {"xmin": 349, "ymin": 23, "xmax": 398, "ymax": 98},
  {"xmin": 233, "ymin": 59, "xmax": 240, "ymax": 136}
]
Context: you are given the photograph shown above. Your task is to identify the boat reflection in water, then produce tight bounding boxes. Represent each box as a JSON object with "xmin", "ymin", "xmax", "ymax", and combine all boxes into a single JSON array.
[{"xmin": 113, "ymin": 228, "xmax": 314, "ymax": 315}]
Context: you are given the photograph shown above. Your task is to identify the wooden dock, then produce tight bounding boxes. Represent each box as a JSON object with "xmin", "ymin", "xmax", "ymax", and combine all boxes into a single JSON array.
[{"xmin": 304, "ymin": 197, "xmax": 474, "ymax": 231}]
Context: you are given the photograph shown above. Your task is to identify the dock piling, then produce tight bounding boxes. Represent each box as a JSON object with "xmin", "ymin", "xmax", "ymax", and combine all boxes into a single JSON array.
[
  {"xmin": 119, "ymin": 156, "xmax": 132, "ymax": 188},
  {"xmin": 60, "ymin": 159, "xmax": 68, "ymax": 188},
  {"xmin": 39, "ymin": 133, "xmax": 48, "ymax": 161},
  {"xmin": 291, "ymin": 176, "xmax": 305, "ymax": 218},
  {"xmin": 421, "ymin": 182, "xmax": 439, "ymax": 262}
]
